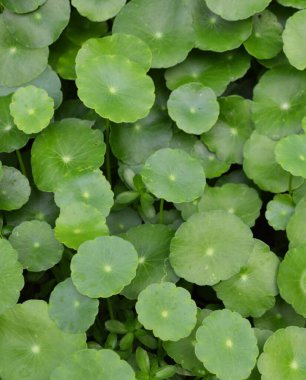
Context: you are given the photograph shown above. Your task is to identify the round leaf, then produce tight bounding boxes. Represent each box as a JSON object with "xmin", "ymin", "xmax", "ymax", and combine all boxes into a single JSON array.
[
  {"xmin": 51, "ymin": 349, "xmax": 135, "ymax": 380},
  {"xmin": 10, "ymin": 86, "xmax": 54, "ymax": 134},
  {"xmin": 0, "ymin": 239, "xmax": 24, "ymax": 315},
  {"xmin": 167, "ymin": 83, "xmax": 219, "ymax": 135},
  {"xmin": 265, "ymin": 194, "xmax": 295, "ymax": 231},
  {"xmin": 54, "ymin": 202, "xmax": 109, "ymax": 250},
  {"xmin": 113, "ymin": 0, "xmax": 194, "ymax": 68},
  {"xmin": 0, "ymin": 300, "xmax": 86, "ymax": 380},
  {"xmin": 169, "ymin": 210, "xmax": 254, "ymax": 286},
  {"xmin": 76, "ymin": 54, "xmax": 155, "ymax": 123},
  {"xmin": 277, "ymin": 245, "xmax": 306, "ymax": 317},
  {"xmin": 9, "ymin": 220, "xmax": 63, "ymax": 272},
  {"xmin": 135, "ymin": 282, "xmax": 197, "ymax": 341},
  {"xmin": 195, "ymin": 309, "xmax": 259, "ymax": 380},
  {"xmin": 0, "ymin": 166, "xmax": 31, "ymax": 211},
  {"xmin": 277, "ymin": 0, "xmax": 306, "ymax": 7},
  {"xmin": 49, "ymin": 278, "xmax": 99, "ymax": 333},
  {"xmin": 283, "ymin": 10, "xmax": 306, "ymax": 70},
  {"xmin": 214, "ymin": 239, "xmax": 280, "ymax": 317},
  {"xmin": 205, "ymin": 0, "xmax": 272, "ymax": 21},
  {"xmin": 71, "ymin": 0, "xmax": 126, "ymax": 22},
  {"xmin": 258, "ymin": 327, "xmax": 306, "ymax": 379},
  {"xmin": 0, "ymin": 17, "xmax": 48, "ymax": 87},
  {"xmin": 31, "ymin": 118, "xmax": 106, "ymax": 192},
  {"xmin": 71, "ymin": 236, "xmax": 138, "ymax": 298},
  {"xmin": 286, "ymin": 195, "xmax": 306, "ymax": 247},
  {"xmin": 141, "ymin": 148, "xmax": 206, "ymax": 203},
  {"xmin": 3, "ymin": 0, "xmax": 71, "ymax": 48},
  {"xmin": 1, "ymin": 0, "xmax": 46, "ymax": 13}
]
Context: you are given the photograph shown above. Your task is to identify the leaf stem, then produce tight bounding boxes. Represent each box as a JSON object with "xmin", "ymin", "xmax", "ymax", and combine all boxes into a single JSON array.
[
  {"xmin": 159, "ymin": 199, "xmax": 164, "ymax": 224},
  {"xmin": 104, "ymin": 119, "xmax": 112, "ymax": 187},
  {"xmin": 16, "ymin": 150, "xmax": 27, "ymax": 177},
  {"xmin": 106, "ymin": 297, "xmax": 115, "ymax": 320}
]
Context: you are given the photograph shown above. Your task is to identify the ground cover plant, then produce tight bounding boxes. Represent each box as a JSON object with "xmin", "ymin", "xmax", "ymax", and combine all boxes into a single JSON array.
[{"xmin": 2, "ymin": 0, "xmax": 306, "ymax": 379}]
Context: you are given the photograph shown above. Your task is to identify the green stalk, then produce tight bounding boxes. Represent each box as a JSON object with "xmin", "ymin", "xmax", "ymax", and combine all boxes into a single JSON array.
[
  {"xmin": 159, "ymin": 199, "xmax": 164, "ymax": 224},
  {"xmin": 104, "ymin": 119, "xmax": 112, "ymax": 186},
  {"xmin": 16, "ymin": 150, "xmax": 27, "ymax": 177},
  {"xmin": 106, "ymin": 297, "xmax": 115, "ymax": 320}
]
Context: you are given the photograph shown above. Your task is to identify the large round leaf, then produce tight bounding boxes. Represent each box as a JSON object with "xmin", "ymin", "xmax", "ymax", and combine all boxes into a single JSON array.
[
  {"xmin": 170, "ymin": 210, "xmax": 254, "ymax": 286},
  {"xmin": 195, "ymin": 309, "xmax": 259, "ymax": 380},
  {"xmin": 277, "ymin": 245, "xmax": 306, "ymax": 317},
  {"xmin": 113, "ymin": 0, "xmax": 194, "ymax": 68},
  {"xmin": 198, "ymin": 183, "xmax": 262, "ymax": 227},
  {"xmin": 76, "ymin": 54, "xmax": 155, "ymax": 123},
  {"xmin": 252, "ymin": 66, "xmax": 306, "ymax": 139},
  {"xmin": 283, "ymin": 10, "xmax": 306, "ymax": 70},
  {"xmin": 71, "ymin": 236, "xmax": 138, "ymax": 298},
  {"xmin": 277, "ymin": 0, "xmax": 306, "ymax": 7},
  {"xmin": 0, "ymin": 95, "xmax": 28, "ymax": 153},
  {"xmin": 0, "ymin": 166, "xmax": 30, "ymax": 211},
  {"xmin": 0, "ymin": 300, "xmax": 86, "ymax": 380},
  {"xmin": 205, "ymin": 0, "xmax": 272, "ymax": 21},
  {"xmin": 10, "ymin": 86, "xmax": 54, "ymax": 134},
  {"xmin": 141, "ymin": 148, "xmax": 206, "ymax": 203},
  {"xmin": 0, "ymin": 17, "xmax": 48, "ymax": 87},
  {"xmin": 202, "ymin": 95, "xmax": 253, "ymax": 164},
  {"xmin": 49, "ymin": 278, "xmax": 99, "ymax": 333},
  {"xmin": 167, "ymin": 83, "xmax": 219, "ymax": 135},
  {"xmin": 3, "ymin": 0, "xmax": 70, "ymax": 48},
  {"xmin": 0, "ymin": 239, "xmax": 24, "ymax": 315},
  {"xmin": 214, "ymin": 239, "xmax": 280, "ymax": 317},
  {"xmin": 1, "ymin": 0, "xmax": 46, "ymax": 13},
  {"xmin": 54, "ymin": 203, "xmax": 109, "ymax": 250},
  {"xmin": 136, "ymin": 282, "xmax": 197, "ymax": 341},
  {"xmin": 265, "ymin": 194, "xmax": 295, "ymax": 231},
  {"xmin": 258, "ymin": 327, "xmax": 306, "ymax": 379},
  {"xmin": 286, "ymin": 195, "xmax": 306, "ymax": 247},
  {"xmin": 54, "ymin": 170, "xmax": 113, "ymax": 218},
  {"xmin": 121, "ymin": 224, "xmax": 177, "ymax": 299},
  {"xmin": 243, "ymin": 131, "xmax": 303, "ymax": 193},
  {"xmin": 190, "ymin": 0, "xmax": 252, "ymax": 52},
  {"xmin": 9, "ymin": 220, "xmax": 63, "ymax": 272},
  {"xmin": 31, "ymin": 119, "xmax": 105, "ymax": 192},
  {"xmin": 71, "ymin": 0, "xmax": 126, "ymax": 22},
  {"xmin": 51, "ymin": 349, "xmax": 135, "ymax": 380}
]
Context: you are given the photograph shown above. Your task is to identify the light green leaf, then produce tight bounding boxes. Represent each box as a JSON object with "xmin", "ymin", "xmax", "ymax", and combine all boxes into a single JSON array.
[
  {"xmin": 265, "ymin": 194, "xmax": 295, "ymax": 231},
  {"xmin": 277, "ymin": 0, "xmax": 306, "ymax": 8},
  {"xmin": 71, "ymin": 0, "xmax": 126, "ymax": 22},
  {"xmin": 107, "ymin": 207, "xmax": 142, "ymax": 235},
  {"xmin": 136, "ymin": 282, "xmax": 197, "ymax": 341},
  {"xmin": 1, "ymin": 0, "xmax": 46, "ymax": 13},
  {"xmin": 286, "ymin": 195, "xmax": 306, "ymax": 247}
]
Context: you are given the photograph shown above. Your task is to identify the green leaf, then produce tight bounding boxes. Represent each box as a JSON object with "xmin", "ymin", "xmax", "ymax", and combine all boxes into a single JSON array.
[
  {"xmin": 141, "ymin": 148, "xmax": 206, "ymax": 203},
  {"xmin": 189, "ymin": 0, "xmax": 252, "ymax": 52},
  {"xmin": 71, "ymin": 0, "xmax": 126, "ymax": 22},
  {"xmin": 0, "ymin": 166, "xmax": 31, "ymax": 211},
  {"xmin": 9, "ymin": 220, "xmax": 63, "ymax": 272},
  {"xmin": 165, "ymin": 50, "xmax": 251, "ymax": 95},
  {"xmin": 202, "ymin": 95, "xmax": 253, "ymax": 164},
  {"xmin": 252, "ymin": 66, "xmax": 306, "ymax": 139},
  {"xmin": 121, "ymin": 224, "xmax": 177, "ymax": 300},
  {"xmin": 258, "ymin": 327, "xmax": 306, "ymax": 379},
  {"xmin": 277, "ymin": 245, "xmax": 306, "ymax": 317},
  {"xmin": 49, "ymin": 278, "xmax": 99, "ymax": 333},
  {"xmin": 265, "ymin": 194, "xmax": 295, "ymax": 231},
  {"xmin": 283, "ymin": 10, "xmax": 306, "ymax": 70},
  {"xmin": 243, "ymin": 131, "xmax": 303, "ymax": 193},
  {"xmin": 3, "ymin": 0, "xmax": 70, "ymax": 48},
  {"xmin": 10, "ymin": 85, "xmax": 54, "ymax": 134},
  {"xmin": 0, "ymin": 300, "xmax": 86, "ymax": 380},
  {"xmin": 31, "ymin": 118, "xmax": 105, "ymax": 192},
  {"xmin": 205, "ymin": 0, "xmax": 272, "ymax": 21},
  {"xmin": 214, "ymin": 239, "xmax": 280, "ymax": 317},
  {"xmin": 136, "ymin": 282, "xmax": 197, "ymax": 341},
  {"xmin": 71, "ymin": 236, "xmax": 138, "ymax": 298},
  {"xmin": 51, "ymin": 349, "xmax": 136, "ymax": 379},
  {"xmin": 169, "ymin": 210, "xmax": 254, "ymax": 286},
  {"xmin": 113, "ymin": 0, "xmax": 194, "ymax": 68},
  {"xmin": 167, "ymin": 83, "xmax": 219, "ymax": 135},
  {"xmin": 107, "ymin": 207, "xmax": 142, "ymax": 235},
  {"xmin": 1, "ymin": 0, "xmax": 46, "ymax": 13},
  {"xmin": 76, "ymin": 54, "xmax": 155, "ymax": 123},
  {"xmin": 54, "ymin": 202, "xmax": 109, "ymax": 250},
  {"xmin": 54, "ymin": 170, "xmax": 113, "ymax": 218},
  {"xmin": 195, "ymin": 309, "xmax": 259, "ymax": 380},
  {"xmin": 286, "ymin": 195, "xmax": 306, "ymax": 247},
  {"xmin": 0, "ymin": 239, "xmax": 24, "ymax": 314},
  {"xmin": 277, "ymin": 0, "xmax": 306, "ymax": 8},
  {"xmin": 198, "ymin": 183, "xmax": 262, "ymax": 227},
  {"xmin": 244, "ymin": 11, "xmax": 283, "ymax": 59},
  {"xmin": 0, "ymin": 95, "xmax": 28, "ymax": 153}
]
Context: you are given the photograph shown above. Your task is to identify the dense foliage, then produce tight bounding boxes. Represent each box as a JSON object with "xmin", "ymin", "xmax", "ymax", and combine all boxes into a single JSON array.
[{"xmin": 1, "ymin": 0, "xmax": 306, "ymax": 379}]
